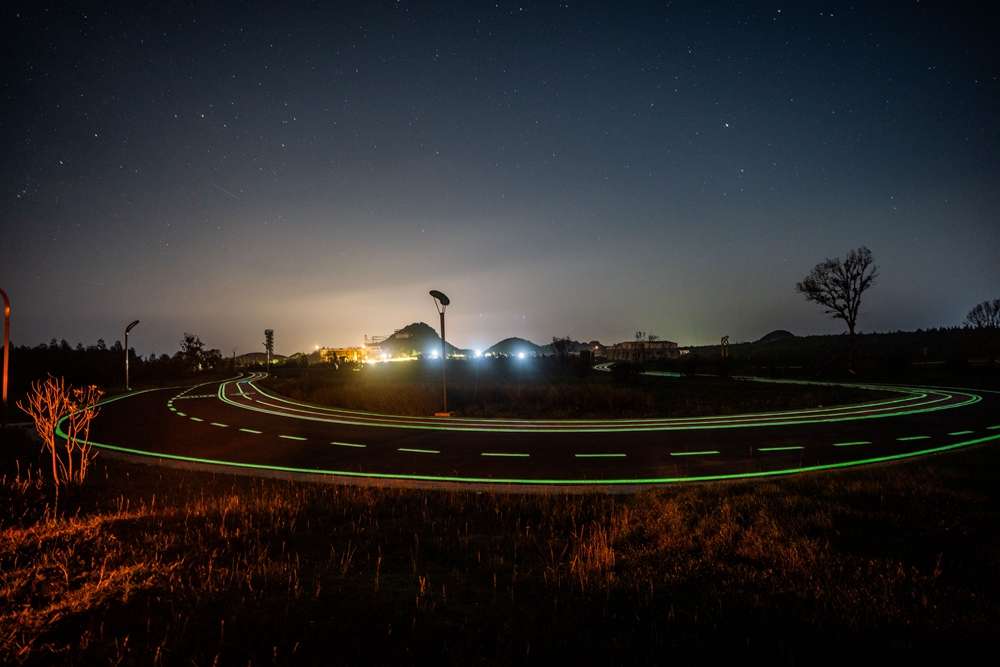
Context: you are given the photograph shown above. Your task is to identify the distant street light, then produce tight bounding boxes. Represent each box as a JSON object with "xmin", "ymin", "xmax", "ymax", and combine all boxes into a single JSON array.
[
  {"xmin": 1, "ymin": 288, "xmax": 9, "ymax": 428},
  {"xmin": 125, "ymin": 320, "xmax": 140, "ymax": 390},
  {"xmin": 429, "ymin": 290, "xmax": 450, "ymax": 415}
]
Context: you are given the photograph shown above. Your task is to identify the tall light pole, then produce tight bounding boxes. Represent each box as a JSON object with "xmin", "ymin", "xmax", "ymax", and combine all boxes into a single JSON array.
[
  {"xmin": 1, "ymin": 288, "xmax": 9, "ymax": 428},
  {"xmin": 430, "ymin": 290, "xmax": 450, "ymax": 415},
  {"xmin": 125, "ymin": 320, "xmax": 139, "ymax": 391},
  {"xmin": 264, "ymin": 329, "xmax": 274, "ymax": 372}
]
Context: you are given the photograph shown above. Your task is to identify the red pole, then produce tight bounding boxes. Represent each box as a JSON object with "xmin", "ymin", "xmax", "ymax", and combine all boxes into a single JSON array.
[{"xmin": 1, "ymin": 288, "xmax": 9, "ymax": 428}]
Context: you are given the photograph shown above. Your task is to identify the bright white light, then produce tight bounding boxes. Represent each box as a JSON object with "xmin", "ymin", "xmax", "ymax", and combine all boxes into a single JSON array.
[
  {"xmin": 518, "ymin": 352, "xmax": 525, "ymax": 359},
  {"xmin": 474, "ymin": 350, "xmax": 481, "ymax": 357}
]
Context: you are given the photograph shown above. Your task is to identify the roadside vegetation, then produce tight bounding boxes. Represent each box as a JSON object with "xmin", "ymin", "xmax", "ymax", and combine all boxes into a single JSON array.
[{"xmin": 2, "ymin": 425, "xmax": 998, "ymax": 665}]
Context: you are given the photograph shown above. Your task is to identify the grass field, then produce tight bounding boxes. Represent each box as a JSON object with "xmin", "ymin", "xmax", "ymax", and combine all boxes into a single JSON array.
[
  {"xmin": 263, "ymin": 359, "xmax": 895, "ymax": 419},
  {"xmin": 2, "ymin": 420, "xmax": 998, "ymax": 665}
]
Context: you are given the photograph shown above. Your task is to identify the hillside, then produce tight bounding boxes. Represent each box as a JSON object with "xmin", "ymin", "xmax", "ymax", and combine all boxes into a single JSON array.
[
  {"xmin": 376, "ymin": 322, "xmax": 466, "ymax": 358},
  {"xmin": 484, "ymin": 337, "xmax": 545, "ymax": 357}
]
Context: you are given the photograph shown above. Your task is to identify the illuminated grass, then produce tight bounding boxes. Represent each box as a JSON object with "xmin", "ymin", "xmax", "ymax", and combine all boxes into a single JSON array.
[{"xmin": 4, "ymin": 425, "xmax": 999, "ymax": 664}]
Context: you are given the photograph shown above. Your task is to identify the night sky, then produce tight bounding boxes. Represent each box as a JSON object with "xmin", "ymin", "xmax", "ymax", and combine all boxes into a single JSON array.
[{"xmin": 2, "ymin": 1, "xmax": 998, "ymax": 357}]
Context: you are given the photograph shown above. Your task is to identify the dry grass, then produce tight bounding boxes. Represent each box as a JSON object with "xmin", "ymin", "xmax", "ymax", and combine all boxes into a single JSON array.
[{"xmin": 1, "ymin": 427, "xmax": 998, "ymax": 665}]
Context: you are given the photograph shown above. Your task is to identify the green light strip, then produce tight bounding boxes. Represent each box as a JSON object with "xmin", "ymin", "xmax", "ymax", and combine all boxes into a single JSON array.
[
  {"xmin": 177, "ymin": 412, "xmax": 186, "ymax": 417},
  {"xmin": 66, "ymin": 423, "xmax": 1000, "ymax": 487},
  {"xmin": 988, "ymin": 425, "xmax": 1000, "ymax": 430},
  {"xmin": 216, "ymin": 377, "xmax": 982, "ymax": 434},
  {"xmin": 833, "ymin": 441, "xmax": 870, "ymax": 447},
  {"xmin": 398, "ymin": 448, "xmax": 440, "ymax": 454},
  {"xmin": 70, "ymin": 374, "xmax": 1000, "ymax": 489},
  {"xmin": 482, "ymin": 452, "xmax": 530, "ymax": 457},
  {"xmin": 279, "ymin": 435, "xmax": 307, "ymax": 441},
  {"xmin": 670, "ymin": 451, "xmax": 720, "ymax": 456},
  {"xmin": 240, "ymin": 428, "xmax": 262, "ymax": 434},
  {"xmin": 897, "ymin": 436, "xmax": 930, "ymax": 441},
  {"xmin": 332, "ymin": 441, "xmax": 366, "ymax": 448},
  {"xmin": 949, "ymin": 430, "xmax": 974, "ymax": 436},
  {"xmin": 190, "ymin": 417, "xmax": 203, "ymax": 422},
  {"xmin": 211, "ymin": 423, "xmax": 228, "ymax": 427},
  {"xmin": 758, "ymin": 446, "xmax": 804, "ymax": 451},
  {"xmin": 576, "ymin": 453, "xmax": 626, "ymax": 458}
]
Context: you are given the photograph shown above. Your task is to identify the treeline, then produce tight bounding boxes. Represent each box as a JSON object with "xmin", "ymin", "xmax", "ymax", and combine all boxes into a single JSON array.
[
  {"xmin": 654, "ymin": 327, "xmax": 999, "ymax": 383},
  {"xmin": 5, "ymin": 334, "xmax": 226, "ymax": 402}
]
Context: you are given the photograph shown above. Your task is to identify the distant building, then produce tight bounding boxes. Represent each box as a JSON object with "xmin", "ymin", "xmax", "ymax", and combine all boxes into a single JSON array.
[
  {"xmin": 319, "ymin": 347, "xmax": 367, "ymax": 363},
  {"xmin": 606, "ymin": 340, "xmax": 679, "ymax": 362}
]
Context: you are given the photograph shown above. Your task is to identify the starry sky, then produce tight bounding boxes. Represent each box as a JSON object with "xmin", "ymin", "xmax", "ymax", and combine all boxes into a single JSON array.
[{"xmin": 2, "ymin": 1, "xmax": 998, "ymax": 357}]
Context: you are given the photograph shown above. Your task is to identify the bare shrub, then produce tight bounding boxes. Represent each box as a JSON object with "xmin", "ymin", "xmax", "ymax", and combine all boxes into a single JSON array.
[{"xmin": 17, "ymin": 376, "xmax": 103, "ymax": 511}]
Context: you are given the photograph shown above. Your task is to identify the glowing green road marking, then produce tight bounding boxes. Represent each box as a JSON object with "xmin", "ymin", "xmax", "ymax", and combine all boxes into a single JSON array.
[
  {"xmin": 190, "ymin": 417, "xmax": 203, "ymax": 422},
  {"xmin": 211, "ymin": 423, "xmax": 228, "ymax": 427},
  {"xmin": 61, "ymin": 378, "xmax": 1000, "ymax": 487},
  {"xmin": 176, "ymin": 412, "xmax": 186, "ymax": 417},
  {"xmin": 216, "ymin": 376, "xmax": 981, "ymax": 434},
  {"xmin": 240, "ymin": 428, "xmax": 262, "ymax": 434},
  {"xmin": 834, "ymin": 441, "xmax": 870, "ymax": 447},
  {"xmin": 332, "ymin": 441, "xmax": 366, "ymax": 448},
  {"xmin": 279, "ymin": 435, "xmax": 307, "ymax": 441},
  {"xmin": 670, "ymin": 451, "xmax": 719, "ymax": 456},
  {"xmin": 988, "ymin": 425, "xmax": 1000, "ymax": 430},
  {"xmin": 61, "ymin": 412, "xmax": 1000, "ymax": 488},
  {"xmin": 897, "ymin": 436, "xmax": 930, "ymax": 441},
  {"xmin": 949, "ymin": 430, "xmax": 974, "ymax": 436},
  {"xmin": 169, "ymin": 407, "xmax": 176, "ymax": 412},
  {"xmin": 482, "ymin": 452, "xmax": 530, "ymax": 457},
  {"xmin": 758, "ymin": 446, "xmax": 804, "ymax": 451},
  {"xmin": 399, "ymin": 448, "xmax": 440, "ymax": 454},
  {"xmin": 576, "ymin": 453, "xmax": 626, "ymax": 458}
]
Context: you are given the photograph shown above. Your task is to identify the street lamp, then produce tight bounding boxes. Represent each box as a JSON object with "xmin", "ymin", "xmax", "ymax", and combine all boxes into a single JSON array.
[
  {"xmin": 429, "ymin": 290, "xmax": 450, "ymax": 416},
  {"xmin": 125, "ymin": 320, "xmax": 140, "ymax": 390},
  {"xmin": 1, "ymin": 288, "xmax": 9, "ymax": 428}
]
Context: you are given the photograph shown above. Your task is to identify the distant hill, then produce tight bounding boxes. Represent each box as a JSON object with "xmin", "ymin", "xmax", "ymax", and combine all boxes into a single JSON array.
[
  {"xmin": 376, "ymin": 322, "xmax": 466, "ymax": 358},
  {"xmin": 484, "ymin": 337, "xmax": 546, "ymax": 357},
  {"xmin": 756, "ymin": 330, "xmax": 797, "ymax": 344}
]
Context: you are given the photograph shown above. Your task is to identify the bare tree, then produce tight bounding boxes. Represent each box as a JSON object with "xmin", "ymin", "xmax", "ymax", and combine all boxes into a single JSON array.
[
  {"xmin": 965, "ymin": 299, "xmax": 1000, "ymax": 329},
  {"xmin": 965, "ymin": 298, "xmax": 1000, "ymax": 366},
  {"xmin": 17, "ymin": 376, "xmax": 103, "ymax": 512},
  {"xmin": 797, "ymin": 246, "xmax": 879, "ymax": 369},
  {"xmin": 551, "ymin": 336, "xmax": 572, "ymax": 368}
]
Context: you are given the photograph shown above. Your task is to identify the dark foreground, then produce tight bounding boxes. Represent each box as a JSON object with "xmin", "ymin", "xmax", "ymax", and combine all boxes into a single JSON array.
[{"xmin": 2, "ymin": 426, "xmax": 998, "ymax": 666}]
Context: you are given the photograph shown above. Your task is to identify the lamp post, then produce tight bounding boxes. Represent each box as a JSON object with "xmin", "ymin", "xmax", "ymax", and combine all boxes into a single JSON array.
[
  {"xmin": 125, "ymin": 320, "xmax": 140, "ymax": 391},
  {"xmin": 429, "ymin": 290, "xmax": 450, "ymax": 415},
  {"xmin": 1, "ymin": 288, "xmax": 9, "ymax": 428}
]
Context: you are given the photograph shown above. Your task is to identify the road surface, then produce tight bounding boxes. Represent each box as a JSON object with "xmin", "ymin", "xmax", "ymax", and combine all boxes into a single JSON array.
[{"xmin": 78, "ymin": 373, "xmax": 1000, "ymax": 491}]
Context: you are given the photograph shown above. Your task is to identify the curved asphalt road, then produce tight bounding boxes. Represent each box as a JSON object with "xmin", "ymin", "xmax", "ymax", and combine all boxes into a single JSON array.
[{"xmin": 79, "ymin": 373, "xmax": 1000, "ymax": 491}]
